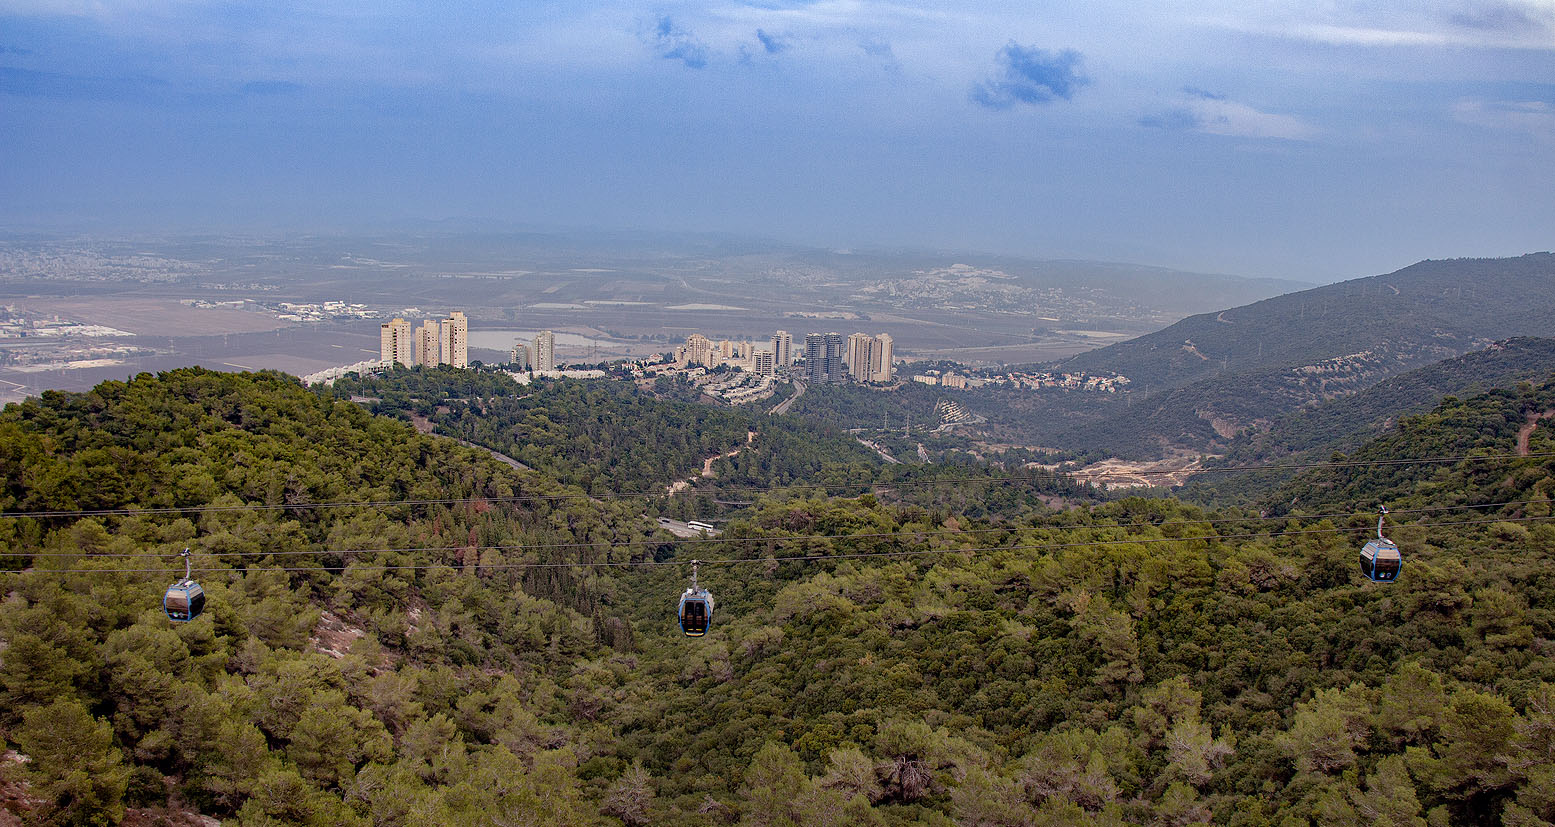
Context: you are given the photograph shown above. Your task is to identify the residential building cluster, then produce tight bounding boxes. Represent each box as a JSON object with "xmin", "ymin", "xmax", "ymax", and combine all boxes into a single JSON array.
[
  {"xmin": 912, "ymin": 368, "xmax": 1130, "ymax": 392},
  {"xmin": 509, "ymin": 330, "xmax": 556, "ymax": 372},
  {"xmin": 380, "ymin": 311, "xmax": 468, "ymax": 369},
  {"xmin": 666, "ymin": 329, "xmax": 894, "ymax": 385},
  {"xmin": 800, "ymin": 331, "xmax": 893, "ymax": 385},
  {"xmin": 704, "ymin": 372, "xmax": 777, "ymax": 405}
]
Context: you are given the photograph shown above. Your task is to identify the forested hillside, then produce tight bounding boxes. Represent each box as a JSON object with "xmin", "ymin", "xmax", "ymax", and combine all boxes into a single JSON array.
[
  {"xmin": 1043, "ymin": 253, "xmax": 1555, "ymax": 457},
  {"xmin": 2, "ymin": 369, "xmax": 1554, "ymax": 826},
  {"xmin": 1184, "ymin": 338, "xmax": 1555, "ymax": 505},
  {"xmin": 326, "ymin": 369, "xmax": 1092, "ymax": 519},
  {"xmin": 1268, "ymin": 377, "xmax": 1555, "ymax": 516}
]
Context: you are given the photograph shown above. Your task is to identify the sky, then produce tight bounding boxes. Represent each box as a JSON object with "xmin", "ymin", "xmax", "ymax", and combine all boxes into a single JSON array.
[{"xmin": 1, "ymin": 0, "xmax": 1552, "ymax": 281}]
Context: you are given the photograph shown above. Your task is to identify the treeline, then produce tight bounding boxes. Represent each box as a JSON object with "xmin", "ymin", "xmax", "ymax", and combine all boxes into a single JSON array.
[
  {"xmin": 1268, "ymin": 379, "xmax": 1555, "ymax": 516},
  {"xmin": 785, "ymin": 382, "xmax": 945, "ymax": 432}
]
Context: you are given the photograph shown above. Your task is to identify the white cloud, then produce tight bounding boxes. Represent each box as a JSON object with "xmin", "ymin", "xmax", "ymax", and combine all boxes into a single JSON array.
[
  {"xmin": 1193, "ymin": 97, "xmax": 1316, "ymax": 139},
  {"xmin": 1142, "ymin": 89, "xmax": 1317, "ymax": 140}
]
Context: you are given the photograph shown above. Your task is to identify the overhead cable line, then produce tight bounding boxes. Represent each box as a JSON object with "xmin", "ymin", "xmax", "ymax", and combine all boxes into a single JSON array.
[
  {"xmin": 2, "ymin": 496, "xmax": 1548, "ymax": 560},
  {"xmin": 10, "ymin": 513, "xmax": 1555, "ymax": 575},
  {"xmin": 1, "ymin": 450, "xmax": 1551, "ymax": 521}
]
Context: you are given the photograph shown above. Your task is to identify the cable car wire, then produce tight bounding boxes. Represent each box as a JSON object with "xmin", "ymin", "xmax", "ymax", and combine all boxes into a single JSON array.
[
  {"xmin": 1, "ymin": 496, "xmax": 1547, "ymax": 560},
  {"xmin": 1, "ymin": 449, "xmax": 1550, "ymax": 521},
  {"xmin": 11, "ymin": 512, "xmax": 1555, "ymax": 575}
]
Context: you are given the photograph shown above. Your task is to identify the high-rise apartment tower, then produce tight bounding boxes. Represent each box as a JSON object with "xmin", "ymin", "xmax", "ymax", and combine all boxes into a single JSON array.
[
  {"xmin": 872, "ymin": 333, "xmax": 894, "ymax": 382},
  {"xmin": 772, "ymin": 331, "xmax": 792, "ymax": 367},
  {"xmin": 804, "ymin": 333, "xmax": 825, "ymax": 384},
  {"xmin": 846, "ymin": 333, "xmax": 875, "ymax": 382},
  {"xmin": 534, "ymin": 330, "xmax": 556, "ymax": 371},
  {"xmin": 380, "ymin": 318, "xmax": 414, "ymax": 367},
  {"xmin": 823, "ymin": 332, "xmax": 845, "ymax": 384},
  {"xmin": 754, "ymin": 349, "xmax": 775, "ymax": 377},
  {"xmin": 415, "ymin": 321, "xmax": 440, "ymax": 367},
  {"xmin": 440, "ymin": 311, "xmax": 468, "ymax": 369}
]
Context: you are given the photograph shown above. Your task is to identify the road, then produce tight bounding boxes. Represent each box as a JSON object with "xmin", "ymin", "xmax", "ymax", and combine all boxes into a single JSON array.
[
  {"xmin": 856, "ymin": 437, "xmax": 902, "ymax": 464},
  {"xmin": 770, "ymin": 378, "xmax": 805, "ymax": 415},
  {"xmin": 653, "ymin": 517, "xmax": 722, "ymax": 538},
  {"xmin": 455, "ymin": 438, "xmax": 533, "ymax": 472}
]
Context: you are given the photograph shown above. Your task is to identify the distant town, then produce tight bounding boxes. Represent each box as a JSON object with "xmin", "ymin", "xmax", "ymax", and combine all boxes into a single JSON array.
[{"xmin": 297, "ymin": 313, "xmax": 1130, "ymax": 411}]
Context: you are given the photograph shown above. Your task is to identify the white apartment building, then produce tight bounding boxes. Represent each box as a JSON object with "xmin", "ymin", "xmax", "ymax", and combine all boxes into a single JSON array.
[
  {"xmin": 440, "ymin": 311, "xmax": 468, "ymax": 368},
  {"xmin": 534, "ymin": 330, "xmax": 556, "ymax": 371},
  {"xmin": 846, "ymin": 333, "xmax": 875, "ymax": 382},
  {"xmin": 380, "ymin": 318, "xmax": 414, "ymax": 367},
  {"xmin": 754, "ymin": 349, "xmax": 775, "ymax": 377},
  {"xmin": 872, "ymin": 333, "xmax": 894, "ymax": 382},
  {"xmin": 415, "ymin": 320, "xmax": 441, "ymax": 367}
]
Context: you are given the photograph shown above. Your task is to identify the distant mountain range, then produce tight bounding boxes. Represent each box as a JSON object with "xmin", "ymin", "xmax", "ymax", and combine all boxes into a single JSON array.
[{"xmin": 1053, "ymin": 253, "xmax": 1555, "ymax": 457}]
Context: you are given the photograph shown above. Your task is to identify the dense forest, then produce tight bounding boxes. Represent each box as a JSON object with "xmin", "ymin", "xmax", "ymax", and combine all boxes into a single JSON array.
[
  {"xmin": 2, "ymin": 368, "xmax": 1554, "ymax": 825},
  {"xmin": 324, "ymin": 368, "xmax": 1090, "ymax": 519}
]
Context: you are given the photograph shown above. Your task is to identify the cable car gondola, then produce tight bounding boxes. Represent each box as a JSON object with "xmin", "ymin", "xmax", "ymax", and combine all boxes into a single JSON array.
[
  {"xmin": 164, "ymin": 548, "xmax": 205, "ymax": 622},
  {"xmin": 678, "ymin": 560, "xmax": 714, "ymax": 637},
  {"xmin": 1360, "ymin": 506, "xmax": 1402, "ymax": 583}
]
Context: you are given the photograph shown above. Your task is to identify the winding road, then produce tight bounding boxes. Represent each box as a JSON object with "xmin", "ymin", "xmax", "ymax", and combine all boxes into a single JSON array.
[{"xmin": 770, "ymin": 378, "xmax": 805, "ymax": 415}]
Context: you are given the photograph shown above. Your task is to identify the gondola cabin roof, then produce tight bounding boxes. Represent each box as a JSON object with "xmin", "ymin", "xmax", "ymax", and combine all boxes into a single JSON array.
[{"xmin": 1361, "ymin": 538, "xmax": 1401, "ymax": 563}]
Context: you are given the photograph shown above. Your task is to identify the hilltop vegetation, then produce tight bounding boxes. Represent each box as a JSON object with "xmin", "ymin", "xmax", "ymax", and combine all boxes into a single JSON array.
[{"xmin": 1, "ymin": 369, "xmax": 1554, "ymax": 825}]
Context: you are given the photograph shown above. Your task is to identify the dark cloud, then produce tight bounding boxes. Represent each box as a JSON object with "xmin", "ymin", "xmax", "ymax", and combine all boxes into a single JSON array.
[
  {"xmin": 755, "ymin": 29, "xmax": 788, "ymax": 54},
  {"xmin": 970, "ymin": 42, "xmax": 1088, "ymax": 110},
  {"xmin": 1139, "ymin": 108, "xmax": 1200, "ymax": 130},
  {"xmin": 648, "ymin": 16, "xmax": 710, "ymax": 69},
  {"xmin": 1183, "ymin": 86, "xmax": 1226, "ymax": 101},
  {"xmin": 241, "ymin": 80, "xmax": 304, "ymax": 96}
]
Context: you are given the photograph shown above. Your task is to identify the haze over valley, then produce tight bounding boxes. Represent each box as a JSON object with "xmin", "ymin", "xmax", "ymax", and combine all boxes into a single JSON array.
[{"xmin": 0, "ymin": 232, "xmax": 1310, "ymax": 404}]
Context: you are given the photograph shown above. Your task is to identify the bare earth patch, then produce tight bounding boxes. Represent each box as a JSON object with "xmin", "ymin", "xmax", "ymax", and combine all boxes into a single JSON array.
[
  {"xmin": 310, "ymin": 610, "xmax": 366, "ymax": 659},
  {"xmin": 1071, "ymin": 453, "xmax": 1209, "ymax": 490},
  {"xmin": 1517, "ymin": 409, "xmax": 1555, "ymax": 456}
]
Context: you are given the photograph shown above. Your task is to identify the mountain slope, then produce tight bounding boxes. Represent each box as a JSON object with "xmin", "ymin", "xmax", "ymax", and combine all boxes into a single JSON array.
[
  {"xmin": 1052, "ymin": 253, "xmax": 1555, "ymax": 455},
  {"xmin": 1061, "ymin": 253, "xmax": 1555, "ymax": 388},
  {"xmin": 1265, "ymin": 375, "xmax": 1555, "ymax": 515},
  {"xmin": 1184, "ymin": 338, "xmax": 1555, "ymax": 504}
]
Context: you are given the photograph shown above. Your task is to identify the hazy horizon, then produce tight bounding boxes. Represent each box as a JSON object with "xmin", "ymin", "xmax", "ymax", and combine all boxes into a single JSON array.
[{"xmin": 3, "ymin": 0, "xmax": 1553, "ymax": 282}]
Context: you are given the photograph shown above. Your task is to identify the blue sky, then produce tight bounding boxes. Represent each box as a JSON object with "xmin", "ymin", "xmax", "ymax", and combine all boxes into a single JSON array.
[{"xmin": 1, "ymin": 0, "xmax": 1552, "ymax": 281}]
